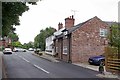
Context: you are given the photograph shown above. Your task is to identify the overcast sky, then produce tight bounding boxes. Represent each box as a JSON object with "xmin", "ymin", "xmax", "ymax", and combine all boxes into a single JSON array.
[{"xmin": 14, "ymin": 0, "xmax": 119, "ymax": 44}]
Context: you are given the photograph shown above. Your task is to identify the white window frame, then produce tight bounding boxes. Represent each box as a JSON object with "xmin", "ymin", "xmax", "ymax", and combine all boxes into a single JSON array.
[
  {"xmin": 100, "ymin": 28, "xmax": 107, "ymax": 37},
  {"xmin": 56, "ymin": 47, "xmax": 58, "ymax": 53},
  {"xmin": 63, "ymin": 46, "xmax": 68, "ymax": 54}
]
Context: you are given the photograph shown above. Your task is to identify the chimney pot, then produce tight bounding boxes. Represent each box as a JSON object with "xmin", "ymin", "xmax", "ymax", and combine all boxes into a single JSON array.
[
  {"xmin": 65, "ymin": 15, "xmax": 75, "ymax": 29},
  {"xmin": 72, "ymin": 15, "xmax": 74, "ymax": 19},
  {"xmin": 58, "ymin": 22, "xmax": 63, "ymax": 30}
]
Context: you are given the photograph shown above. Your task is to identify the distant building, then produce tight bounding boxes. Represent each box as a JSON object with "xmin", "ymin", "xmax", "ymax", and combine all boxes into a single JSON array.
[
  {"xmin": 45, "ymin": 35, "xmax": 56, "ymax": 55},
  {"xmin": 0, "ymin": 36, "xmax": 12, "ymax": 50}
]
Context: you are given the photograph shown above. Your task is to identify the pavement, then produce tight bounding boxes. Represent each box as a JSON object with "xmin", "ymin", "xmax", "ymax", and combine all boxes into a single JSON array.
[
  {"xmin": 0, "ymin": 51, "xmax": 8, "ymax": 79},
  {"xmin": 33, "ymin": 52, "xmax": 120, "ymax": 79},
  {"xmin": 0, "ymin": 51, "xmax": 2, "ymax": 79},
  {"xmin": 32, "ymin": 51, "xmax": 59, "ymax": 62}
]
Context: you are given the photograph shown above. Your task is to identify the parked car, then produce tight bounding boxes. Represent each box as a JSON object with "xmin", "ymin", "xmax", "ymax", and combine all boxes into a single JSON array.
[
  {"xmin": 13, "ymin": 48, "xmax": 26, "ymax": 52},
  {"xmin": 3, "ymin": 48, "xmax": 12, "ymax": 54},
  {"xmin": 28, "ymin": 48, "xmax": 34, "ymax": 51},
  {"xmin": 88, "ymin": 55, "xmax": 105, "ymax": 65}
]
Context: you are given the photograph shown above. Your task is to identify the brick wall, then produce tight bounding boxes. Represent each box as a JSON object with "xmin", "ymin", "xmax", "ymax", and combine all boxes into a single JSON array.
[
  {"xmin": 0, "ymin": 40, "xmax": 8, "ymax": 48},
  {"xmin": 54, "ymin": 38, "xmax": 63, "ymax": 59},
  {"xmin": 71, "ymin": 17, "xmax": 109, "ymax": 63},
  {"xmin": 62, "ymin": 38, "xmax": 69, "ymax": 61},
  {"xmin": 65, "ymin": 15, "xmax": 75, "ymax": 29}
]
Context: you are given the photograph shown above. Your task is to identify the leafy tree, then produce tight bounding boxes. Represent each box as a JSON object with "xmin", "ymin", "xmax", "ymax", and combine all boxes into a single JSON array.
[
  {"xmin": 2, "ymin": 1, "xmax": 38, "ymax": 36},
  {"xmin": 11, "ymin": 41, "xmax": 22, "ymax": 48},
  {"xmin": 34, "ymin": 27, "xmax": 56, "ymax": 51},
  {"xmin": 109, "ymin": 24, "xmax": 120, "ymax": 47},
  {"xmin": 8, "ymin": 32, "xmax": 19, "ymax": 42},
  {"xmin": 22, "ymin": 41, "xmax": 34, "ymax": 49}
]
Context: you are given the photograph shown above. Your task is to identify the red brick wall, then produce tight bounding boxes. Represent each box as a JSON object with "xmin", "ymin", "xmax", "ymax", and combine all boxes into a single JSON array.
[
  {"xmin": 0, "ymin": 41, "xmax": 8, "ymax": 47},
  {"xmin": 54, "ymin": 39, "xmax": 59, "ymax": 56},
  {"xmin": 55, "ymin": 38, "xmax": 63, "ymax": 59},
  {"xmin": 55, "ymin": 37, "xmax": 70, "ymax": 62},
  {"xmin": 65, "ymin": 16, "xmax": 75, "ymax": 29},
  {"xmin": 62, "ymin": 38, "xmax": 68, "ymax": 61},
  {"xmin": 71, "ymin": 17, "xmax": 109, "ymax": 63}
]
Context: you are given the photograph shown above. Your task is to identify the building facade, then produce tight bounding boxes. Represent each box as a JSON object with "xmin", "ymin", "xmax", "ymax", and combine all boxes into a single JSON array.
[
  {"xmin": 54, "ymin": 16, "xmax": 110, "ymax": 63},
  {"xmin": 45, "ymin": 35, "xmax": 55, "ymax": 55}
]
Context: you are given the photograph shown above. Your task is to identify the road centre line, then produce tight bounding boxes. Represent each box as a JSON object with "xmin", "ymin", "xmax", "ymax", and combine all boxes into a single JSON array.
[
  {"xmin": 16, "ymin": 54, "xmax": 50, "ymax": 74},
  {"xmin": 33, "ymin": 64, "xmax": 50, "ymax": 74},
  {"xmin": 18, "ymin": 55, "xmax": 22, "ymax": 58},
  {"xmin": 22, "ymin": 57, "xmax": 30, "ymax": 63},
  {"xmin": 17, "ymin": 55, "xmax": 30, "ymax": 63}
]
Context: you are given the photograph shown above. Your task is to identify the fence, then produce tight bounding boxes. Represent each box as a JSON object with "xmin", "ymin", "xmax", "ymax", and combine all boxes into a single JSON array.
[{"xmin": 105, "ymin": 46, "xmax": 120, "ymax": 74}]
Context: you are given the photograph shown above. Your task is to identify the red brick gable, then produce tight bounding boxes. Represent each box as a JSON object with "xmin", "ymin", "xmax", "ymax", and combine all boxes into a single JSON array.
[
  {"xmin": 54, "ymin": 16, "xmax": 111, "ymax": 63},
  {"xmin": 71, "ymin": 16, "xmax": 109, "ymax": 62}
]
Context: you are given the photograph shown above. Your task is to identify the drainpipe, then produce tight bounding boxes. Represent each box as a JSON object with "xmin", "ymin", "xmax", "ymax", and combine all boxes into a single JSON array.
[{"xmin": 68, "ymin": 34, "xmax": 72, "ymax": 63}]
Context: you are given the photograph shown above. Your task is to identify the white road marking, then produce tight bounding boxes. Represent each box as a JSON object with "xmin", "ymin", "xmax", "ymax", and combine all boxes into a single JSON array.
[
  {"xmin": 22, "ymin": 58, "xmax": 30, "ymax": 63},
  {"xmin": 17, "ymin": 55, "xmax": 30, "ymax": 63},
  {"xmin": 18, "ymin": 56, "xmax": 22, "ymax": 58},
  {"xmin": 33, "ymin": 64, "xmax": 50, "ymax": 74},
  {"xmin": 16, "ymin": 54, "xmax": 50, "ymax": 74}
]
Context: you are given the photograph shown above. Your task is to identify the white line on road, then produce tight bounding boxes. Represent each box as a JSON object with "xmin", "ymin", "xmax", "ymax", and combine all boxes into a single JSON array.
[
  {"xmin": 16, "ymin": 54, "xmax": 50, "ymax": 74},
  {"xmin": 18, "ymin": 56, "xmax": 22, "ymax": 58},
  {"xmin": 33, "ymin": 64, "xmax": 50, "ymax": 74},
  {"xmin": 17, "ymin": 55, "xmax": 30, "ymax": 63},
  {"xmin": 22, "ymin": 58, "xmax": 30, "ymax": 63}
]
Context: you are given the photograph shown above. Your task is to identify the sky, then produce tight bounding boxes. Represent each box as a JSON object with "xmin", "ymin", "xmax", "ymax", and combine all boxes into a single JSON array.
[{"xmin": 14, "ymin": 0, "xmax": 119, "ymax": 44}]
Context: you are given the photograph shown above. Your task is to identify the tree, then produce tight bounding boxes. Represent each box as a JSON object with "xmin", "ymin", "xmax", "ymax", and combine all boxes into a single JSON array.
[
  {"xmin": 11, "ymin": 41, "xmax": 22, "ymax": 48},
  {"xmin": 109, "ymin": 24, "xmax": 120, "ymax": 47},
  {"xmin": 22, "ymin": 41, "xmax": 34, "ymax": 49},
  {"xmin": 8, "ymin": 32, "xmax": 19, "ymax": 42},
  {"xmin": 34, "ymin": 27, "xmax": 56, "ymax": 51},
  {"xmin": 2, "ymin": 1, "xmax": 38, "ymax": 36}
]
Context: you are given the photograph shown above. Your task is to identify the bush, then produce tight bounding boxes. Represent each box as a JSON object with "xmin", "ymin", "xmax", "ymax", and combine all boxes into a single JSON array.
[
  {"xmin": 34, "ymin": 50, "xmax": 39, "ymax": 54},
  {"xmin": 38, "ymin": 52, "xmax": 43, "ymax": 56}
]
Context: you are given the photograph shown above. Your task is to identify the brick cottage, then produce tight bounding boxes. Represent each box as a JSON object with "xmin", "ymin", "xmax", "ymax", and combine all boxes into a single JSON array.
[
  {"xmin": 53, "ymin": 15, "xmax": 115, "ymax": 63},
  {"xmin": 0, "ymin": 37, "xmax": 12, "ymax": 50}
]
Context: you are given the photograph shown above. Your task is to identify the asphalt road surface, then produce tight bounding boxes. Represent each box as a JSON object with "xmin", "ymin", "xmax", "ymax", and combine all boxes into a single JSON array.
[{"xmin": 3, "ymin": 51, "xmax": 101, "ymax": 78}]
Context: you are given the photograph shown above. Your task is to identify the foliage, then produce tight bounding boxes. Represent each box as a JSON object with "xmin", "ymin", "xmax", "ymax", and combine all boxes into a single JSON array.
[
  {"xmin": 8, "ymin": 32, "xmax": 19, "ymax": 42},
  {"xmin": 22, "ymin": 41, "xmax": 34, "ymax": 49},
  {"xmin": 2, "ymin": 1, "xmax": 38, "ymax": 36},
  {"xmin": 11, "ymin": 41, "xmax": 22, "ymax": 48},
  {"xmin": 34, "ymin": 27, "xmax": 56, "ymax": 51},
  {"xmin": 108, "ymin": 24, "xmax": 120, "ymax": 47}
]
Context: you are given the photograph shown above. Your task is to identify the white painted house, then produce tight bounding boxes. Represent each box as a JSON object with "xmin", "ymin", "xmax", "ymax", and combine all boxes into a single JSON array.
[{"xmin": 45, "ymin": 35, "xmax": 55, "ymax": 55}]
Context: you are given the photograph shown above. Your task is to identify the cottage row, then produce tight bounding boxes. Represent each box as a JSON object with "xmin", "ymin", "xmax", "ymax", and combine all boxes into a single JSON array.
[{"xmin": 45, "ymin": 15, "xmax": 116, "ymax": 63}]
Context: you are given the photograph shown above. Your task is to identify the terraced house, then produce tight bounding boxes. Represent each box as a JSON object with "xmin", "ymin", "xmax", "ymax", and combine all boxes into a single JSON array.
[
  {"xmin": 53, "ymin": 15, "xmax": 114, "ymax": 63},
  {"xmin": 0, "ymin": 36, "xmax": 12, "ymax": 50}
]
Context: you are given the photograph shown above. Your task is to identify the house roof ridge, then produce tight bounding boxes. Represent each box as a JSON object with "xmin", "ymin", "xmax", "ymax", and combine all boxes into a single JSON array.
[{"xmin": 68, "ymin": 16, "xmax": 99, "ymax": 33}]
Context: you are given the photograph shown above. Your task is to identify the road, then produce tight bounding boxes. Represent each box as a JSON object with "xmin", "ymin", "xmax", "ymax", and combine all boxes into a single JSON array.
[{"xmin": 3, "ymin": 51, "xmax": 100, "ymax": 78}]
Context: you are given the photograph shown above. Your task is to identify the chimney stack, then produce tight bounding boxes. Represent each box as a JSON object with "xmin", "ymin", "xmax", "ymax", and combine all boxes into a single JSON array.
[
  {"xmin": 65, "ymin": 15, "xmax": 75, "ymax": 29},
  {"xmin": 58, "ymin": 22, "xmax": 63, "ymax": 30}
]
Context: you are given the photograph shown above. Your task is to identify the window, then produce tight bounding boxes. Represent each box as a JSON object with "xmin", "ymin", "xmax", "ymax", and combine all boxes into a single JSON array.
[
  {"xmin": 100, "ymin": 28, "xmax": 107, "ymax": 37},
  {"xmin": 63, "ymin": 46, "xmax": 67, "ymax": 54},
  {"xmin": 56, "ymin": 47, "xmax": 58, "ymax": 53}
]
